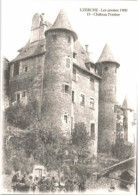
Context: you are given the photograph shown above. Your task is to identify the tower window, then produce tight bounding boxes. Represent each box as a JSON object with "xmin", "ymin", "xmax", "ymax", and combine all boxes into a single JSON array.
[
  {"xmin": 90, "ymin": 98, "xmax": 94, "ymax": 109},
  {"xmin": 91, "ymin": 123, "xmax": 95, "ymax": 140},
  {"xmin": 72, "ymin": 91, "xmax": 75, "ymax": 102},
  {"xmin": 73, "ymin": 68, "xmax": 77, "ymax": 81},
  {"xmin": 90, "ymin": 77, "xmax": 95, "ymax": 90},
  {"xmin": 25, "ymin": 66, "xmax": 28, "ymax": 72},
  {"xmin": 65, "ymin": 84, "xmax": 70, "ymax": 93},
  {"xmin": 13, "ymin": 62, "xmax": 20, "ymax": 76},
  {"xmin": 105, "ymin": 66, "xmax": 108, "ymax": 71},
  {"xmin": 80, "ymin": 94, "xmax": 85, "ymax": 106},
  {"xmin": 52, "ymin": 35, "xmax": 57, "ymax": 41},
  {"xmin": 64, "ymin": 115, "xmax": 68, "ymax": 123},
  {"xmin": 66, "ymin": 57, "xmax": 71, "ymax": 68}
]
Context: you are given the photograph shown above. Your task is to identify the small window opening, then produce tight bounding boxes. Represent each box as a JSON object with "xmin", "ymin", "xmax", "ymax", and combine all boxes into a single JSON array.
[
  {"xmin": 72, "ymin": 91, "xmax": 75, "ymax": 102},
  {"xmin": 73, "ymin": 68, "xmax": 77, "ymax": 81},
  {"xmin": 65, "ymin": 84, "xmax": 69, "ymax": 93},
  {"xmin": 90, "ymin": 98, "xmax": 94, "ymax": 109},
  {"xmin": 64, "ymin": 115, "xmax": 68, "ymax": 123},
  {"xmin": 73, "ymin": 52, "xmax": 77, "ymax": 59},
  {"xmin": 80, "ymin": 94, "xmax": 85, "ymax": 106},
  {"xmin": 25, "ymin": 66, "xmax": 28, "ymax": 72},
  {"xmin": 66, "ymin": 57, "xmax": 71, "ymax": 68},
  {"xmin": 91, "ymin": 123, "xmax": 95, "ymax": 139},
  {"xmin": 17, "ymin": 93, "xmax": 20, "ymax": 103},
  {"xmin": 13, "ymin": 62, "xmax": 20, "ymax": 76}
]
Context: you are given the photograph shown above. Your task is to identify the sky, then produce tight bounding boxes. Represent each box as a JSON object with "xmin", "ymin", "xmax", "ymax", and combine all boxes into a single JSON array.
[{"xmin": 1, "ymin": 0, "xmax": 138, "ymax": 109}]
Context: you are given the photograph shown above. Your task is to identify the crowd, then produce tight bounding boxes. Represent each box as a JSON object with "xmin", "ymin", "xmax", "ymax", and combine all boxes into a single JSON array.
[{"xmin": 11, "ymin": 171, "xmax": 86, "ymax": 193}]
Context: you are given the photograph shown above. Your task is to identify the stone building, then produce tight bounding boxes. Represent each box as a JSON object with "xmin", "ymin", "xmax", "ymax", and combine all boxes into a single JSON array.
[{"xmin": 7, "ymin": 10, "xmax": 120, "ymax": 155}]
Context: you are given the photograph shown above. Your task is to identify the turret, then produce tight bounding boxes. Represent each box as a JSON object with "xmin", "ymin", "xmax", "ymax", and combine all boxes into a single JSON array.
[
  {"xmin": 96, "ymin": 44, "xmax": 120, "ymax": 152},
  {"xmin": 43, "ymin": 9, "xmax": 78, "ymax": 134},
  {"xmin": 122, "ymin": 95, "xmax": 134, "ymax": 142}
]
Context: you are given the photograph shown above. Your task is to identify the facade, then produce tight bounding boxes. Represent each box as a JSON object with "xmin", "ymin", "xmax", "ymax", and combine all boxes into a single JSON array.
[{"xmin": 7, "ymin": 10, "xmax": 120, "ymax": 156}]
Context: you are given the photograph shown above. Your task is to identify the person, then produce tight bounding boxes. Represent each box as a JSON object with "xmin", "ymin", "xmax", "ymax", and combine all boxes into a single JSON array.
[
  {"xmin": 65, "ymin": 179, "xmax": 73, "ymax": 192},
  {"xmin": 73, "ymin": 180, "xmax": 79, "ymax": 191},
  {"xmin": 11, "ymin": 171, "xmax": 20, "ymax": 192},
  {"xmin": 119, "ymin": 171, "xmax": 135, "ymax": 191}
]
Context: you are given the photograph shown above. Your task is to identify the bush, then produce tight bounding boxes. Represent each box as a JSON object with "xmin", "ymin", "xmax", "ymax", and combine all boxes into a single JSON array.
[{"xmin": 5, "ymin": 100, "xmax": 39, "ymax": 129}]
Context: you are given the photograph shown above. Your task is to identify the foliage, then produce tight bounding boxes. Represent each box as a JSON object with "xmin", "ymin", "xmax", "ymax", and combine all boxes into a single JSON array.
[
  {"xmin": 72, "ymin": 122, "xmax": 90, "ymax": 151},
  {"xmin": 5, "ymin": 100, "xmax": 39, "ymax": 129},
  {"xmin": 111, "ymin": 140, "xmax": 135, "ymax": 160}
]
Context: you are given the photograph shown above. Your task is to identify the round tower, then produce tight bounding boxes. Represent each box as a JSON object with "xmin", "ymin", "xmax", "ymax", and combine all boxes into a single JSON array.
[
  {"xmin": 96, "ymin": 44, "xmax": 120, "ymax": 152},
  {"xmin": 43, "ymin": 9, "xmax": 78, "ymax": 135}
]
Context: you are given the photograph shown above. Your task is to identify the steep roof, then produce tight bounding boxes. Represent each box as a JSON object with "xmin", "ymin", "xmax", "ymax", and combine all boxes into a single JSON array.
[
  {"xmin": 45, "ymin": 9, "xmax": 78, "ymax": 41},
  {"xmin": 122, "ymin": 95, "xmax": 133, "ymax": 110},
  {"xmin": 97, "ymin": 44, "xmax": 120, "ymax": 67},
  {"xmin": 10, "ymin": 39, "xmax": 46, "ymax": 63}
]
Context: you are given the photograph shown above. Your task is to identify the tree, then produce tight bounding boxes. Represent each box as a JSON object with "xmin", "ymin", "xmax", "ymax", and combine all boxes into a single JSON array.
[{"xmin": 5, "ymin": 100, "xmax": 39, "ymax": 129}]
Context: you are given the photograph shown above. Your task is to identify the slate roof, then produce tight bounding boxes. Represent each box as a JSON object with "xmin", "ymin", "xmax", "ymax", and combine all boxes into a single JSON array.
[
  {"xmin": 122, "ymin": 95, "xmax": 133, "ymax": 110},
  {"xmin": 10, "ymin": 39, "xmax": 46, "ymax": 63},
  {"xmin": 45, "ymin": 9, "xmax": 78, "ymax": 41},
  {"xmin": 97, "ymin": 44, "xmax": 120, "ymax": 67}
]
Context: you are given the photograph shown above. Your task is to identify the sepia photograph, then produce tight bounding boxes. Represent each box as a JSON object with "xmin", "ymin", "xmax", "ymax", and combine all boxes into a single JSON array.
[{"xmin": 1, "ymin": 0, "xmax": 138, "ymax": 194}]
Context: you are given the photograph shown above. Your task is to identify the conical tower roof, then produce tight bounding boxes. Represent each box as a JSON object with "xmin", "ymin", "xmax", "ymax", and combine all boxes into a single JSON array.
[
  {"xmin": 122, "ymin": 95, "xmax": 133, "ymax": 110},
  {"xmin": 97, "ymin": 44, "xmax": 120, "ymax": 67},
  {"xmin": 45, "ymin": 9, "xmax": 78, "ymax": 41}
]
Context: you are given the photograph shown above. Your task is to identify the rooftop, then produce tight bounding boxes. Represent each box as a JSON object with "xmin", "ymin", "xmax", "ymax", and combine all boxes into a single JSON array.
[
  {"xmin": 45, "ymin": 9, "xmax": 78, "ymax": 41},
  {"xmin": 97, "ymin": 44, "xmax": 120, "ymax": 67}
]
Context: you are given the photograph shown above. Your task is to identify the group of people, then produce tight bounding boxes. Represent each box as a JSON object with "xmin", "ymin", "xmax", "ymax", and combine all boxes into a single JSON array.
[{"xmin": 11, "ymin": 171, "xmax": 86, "ymax": 192}]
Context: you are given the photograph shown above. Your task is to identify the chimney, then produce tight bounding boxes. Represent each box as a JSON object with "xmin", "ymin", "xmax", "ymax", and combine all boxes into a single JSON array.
[{"xmin": 85, "ymin": 45, "xmax": 89, "ymax": 52}]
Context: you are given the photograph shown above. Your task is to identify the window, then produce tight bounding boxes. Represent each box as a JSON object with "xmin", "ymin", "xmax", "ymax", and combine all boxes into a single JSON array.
[
  {"xmin": 64, "ymin": 115, "xmax": 68, "ymax": 123},
  {"xmin": 13, "ymin": 62, "xmax": 20, "ymax": 76},
  {"xmin": 16, "ymin": 93, "xmax": 20, "ymax": 103},
  {"xmin": 90, "ymin": 98, "xmax": 94, "ymax": 109},
  {"xmin": 90, "ymin": 77, "xmax": 94, "ymax": 90},
  {"xmin": 73, "ymin": 68, "xmax": 77, "ymax": 81},
  {"xmin": 22, "ymin": 91, "xmax": 26, "ymax": 97},
  {"xmin": 52, "ymin": 35, "xmax": 57, "ymax": 41},
  {"xmin": 25, "ymin": 66, "xmax": 28, "ymax": 72},
  {"xmin": 72, "ymin": 91, "xmax": 75, "ymax": 102},
  {"xmin": 71, "ymin": 116, "xmax": 74, "ymax": 133},
  {"xmin": 80, "ymin": 94, "xmax": 85, "ymax": 106},
  {"xmin": 66, "ymin": 57, "xmax": 71, "ymax": 68},
  {"xmin": 73, "ymin": 52, "xmax": 77, "ymax": 59},
  {"xmin": 65, "ymin": 84, "xmax": 69, "ymax": 93},
  {"xmin": 91, "ymin": 123, "xmax": 95, "ymax": 139},
  {"xmin": 16, "ymin": 91, "xmax": 27, "ymax": 105}
]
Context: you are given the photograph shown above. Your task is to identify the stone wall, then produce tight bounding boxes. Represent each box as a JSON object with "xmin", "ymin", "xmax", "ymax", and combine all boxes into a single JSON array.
[
  {"xmin": 72, "ymin": 67, "xmax": 99, "ymax": 156},
  {"xmin": 9, "ymin": 54, "xmax": 45, "ymax": 112}
]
